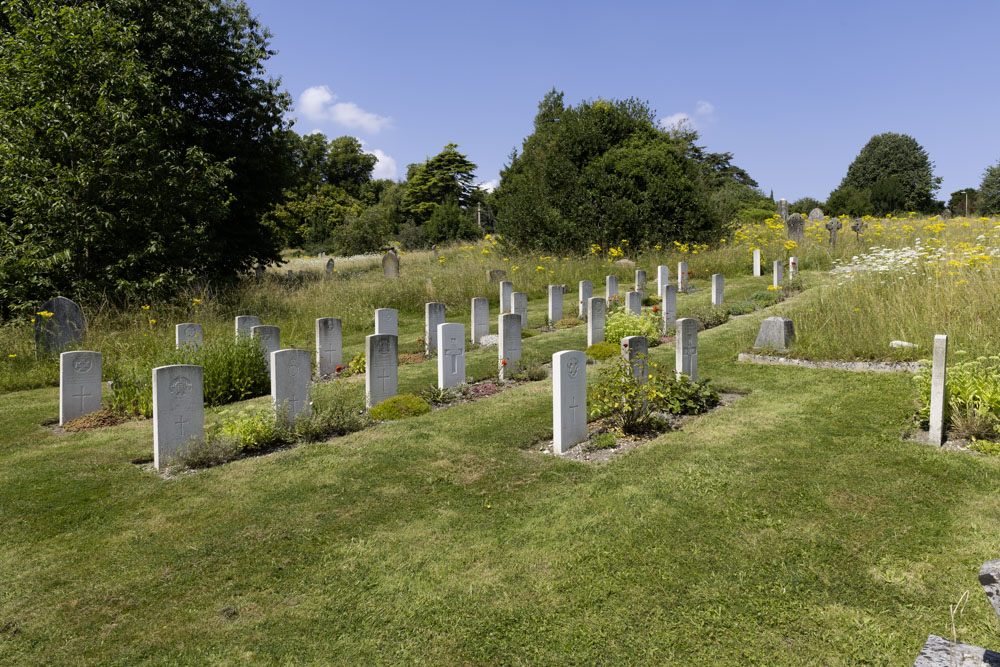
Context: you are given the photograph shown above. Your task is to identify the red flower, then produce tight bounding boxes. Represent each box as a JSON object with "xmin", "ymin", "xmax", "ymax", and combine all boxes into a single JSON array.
[
  {"xmin": 501, "ymin": 359, "xmax": 508, "ymax": 366},
  {"xmin": 335, "ymin": 365, "xmax": 343, "ymax": 372},
  {"xmin": 623, "ymin": 342, "xmax": 629, "ymax": 348},
  {"xmin": 653, "ymin": 306, "xmax": 659, "ymax": 312}
]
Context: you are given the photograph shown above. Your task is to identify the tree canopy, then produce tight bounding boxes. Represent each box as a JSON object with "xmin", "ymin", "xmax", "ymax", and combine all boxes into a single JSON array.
[
  {"xmin": 980, "ymin": 161, "xmax": 1000, "ymax": 216},
  {"xmin": 832, "ymin": 132, "xmax": 941, "ymax": 214}
]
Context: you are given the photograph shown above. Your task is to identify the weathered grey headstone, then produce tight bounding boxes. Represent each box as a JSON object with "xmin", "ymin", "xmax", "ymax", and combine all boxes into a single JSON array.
[
  {"xmin": 499, "ymin": 281, "xmax": 513, "ymax": 313},
  {"xmin": 754, "ymin": 316, "xmax": 795, "ymax": 352},
  {"xmin": 606, "ymin": 275, "xmax": 618, "ymax": 303},
  {"xmin": 471, "ymin": 297, "xmax": 489, "ymax": 344},
  {"xmin": 153, "ymin": 364, "xmax": 204, "ymax": 470},
  {"xmin": 548, "ymin": 285, "xmax": 563, "ymax": 324},
  {"xmin": 773, "ymin": 260, "xmax": 783, "ymax": 288},
  {"xmin": 437, "ymin": 323, "xmax": 465, "ymax": 389},
  {"xmin": 626, "ymin": 290, "xmax": 642, "ymax": 315},
  {"xmin": 553, "ymin": 350, "xmax": 587, "ymax": 454},
  {"xmin": 825, "ymin": 218, "xmax": 842, "ymax": 247},
  {"xmin": 808, "ymin": 207, "xmax": 824, "ymax": 222},
  {"xmin": 488, "ymin": 269, "xmax": 507, "ymax": 282},
  {"xmin": 662, "ymin": 285, "xmax": 677, "ymax": 334},
  {"xmin": 251, "ymin": 325, "xmax": 280, "ymax": 373},
  {"xmin": 657, "ymin": 265, "xmax": 669, "ymax": 291},
  {"xmin": 561, "ymin": 284, "xmax": 569, "ymax": 295},
  {"xmin": 928, "ymin": 334, "xmax": 948, "ymax": 445},
  {"xmin": 424, "ymin": 302, "xmax": 446, "ymax": 356},
  {"xmin": 753, "ymin": 249, "xmax": 762, "ymax": 277},
  {"xmin": 711, "ymin": 274, "xmax": 724, "ymax": 307},
  {"xmin": 634, "ymin": 269, "xmax": 646, "ymax": 293},
  {"xmin": 587, "ymin": 297, "xmax": 605, "ymax": 346},
  {"xmin": 942, "ymin": 208, "xmax": 951, "ymax": 219},
  {"xmin": 35, "ymin": 296, "xmax": 86, "ymax": 356},
  {"xmin": 381, "ymin": 250, "xmax": 400, "ymax": 278},
  {"xmin": 286, "ymin": 269, "xmax": 293, "ymax": 277},
  {"xmin": 913, "ymin": 634, "xmax": 1000, "ymax": 666},
  {"xmin": 621, "ymin": 336, "xmax": 648, "ymax": 383},
  {"xmin": 498, "ymin": 313, "xmax": 521, "ymax": 380},
  {"xmin": 678, "ymin": 262, "xmax": 689, "ymax": 292},
  {"xmin": 375, "ymin": 308, "xmax": 398, "ymax": 336},
  {"xmin": 271, "ymin": 349, "xmax": 311, "ymax": 423},
  {"xmin": 315, "ymin": 317, "xmax": 342, "ymax": 375},
  {"xmin": 365, "ymin": 334, "xmax": 398, "ymax": 408},
  {"xmin": 325, "ymin": 258, "xmax": 335, "ymax": 274},
  {"xmin": 59, "ymin": 351, "xmax": 101, "ymax": 425},
  {"xmin": 777, "ymin": 198, "xmax": 788, "ymax": 222},
  {"xmin": 979, "ymin": 559, "xmax": 1000, "ymax": 621},
  {"xmin": 254, "ymin": 265, "xmax": 265, "ymax": 279},
  {"xmin": 787, "ymin": 213, "xmax": 805, "ymax": 242},
  {"xmin": 789, "ymin": 256, "xmax": 799, "ymax": 280},
  {"xmin": 175, "ymin": 323, "xmax": 203, "ymax": 349},
  {"xmin": 235, "ymin": 315, "xmax": 260, "ymax": 339},
  {"xmin": 675, "ymin": 319, "xmax": 698, "ymax": 381},
  {"xmin": 512, "ymin": 292, "xmax": 528, "ymax": 328},
  {"xmin": 578, "ymin": 280, "xmax": 593, "ymax": 320}
]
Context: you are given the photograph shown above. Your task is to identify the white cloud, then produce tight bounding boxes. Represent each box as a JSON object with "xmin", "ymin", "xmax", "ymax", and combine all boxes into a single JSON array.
[
  {"xmin": 658, "ymin": 112, "xmax": 692, "ymax": 130},
  {"xmin": 695, "ymin": 100, "xmax": 714, "ymax": 116},
  {"xmin": 297, "ymin": 85, "xmax": 392, "ymax": 134},
  {"xmin": 368, "ymin": 149, "xmax": 397, "ymax": 180},
  {"xmin": 477, "ymin": 179, "xmax": 498, "ymax": 193},
  {"xmin": 658, "ymin": 100, "xmax": 715, "ymax": 131}
]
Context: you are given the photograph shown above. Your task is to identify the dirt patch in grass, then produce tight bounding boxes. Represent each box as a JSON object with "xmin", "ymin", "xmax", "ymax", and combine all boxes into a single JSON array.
[
  {"xmin": 44, "ymin": 408, "xmax": 131, "ymax": 434},
  {"xmin": 399, "ymin": 353, "xmax": 428, "ymax": 365}
]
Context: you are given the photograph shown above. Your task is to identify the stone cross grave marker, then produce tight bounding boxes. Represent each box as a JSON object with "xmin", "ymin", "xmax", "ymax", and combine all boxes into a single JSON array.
[
  {"xmin": 548, "ymin": 285, "xmax": 563, "ymax": 325},
  {"xmin": 488, "ymin": 269, "xmax": 507, "ymax": 282},
  {"xmin": 153, "ymin": 364, "xmax": 204, "ymax": 470},
  {"xmin": 777, "ymin": 198, "xmax": 789, "ymax": 222},
  {"xmin": 235, "ymin": 315, "xmax": 260, "ymax": 339},
  {"xmin": 424, "ymin": 302, "xmax": 446, "ymax": 356},
  {"xmin": 675, "ymin": 318, "xmax": 698, "ymax": 381},
  {"xmin": 498, "ymin": 313, "xmax": 521, "ymax": 381},
  {"xmin": 499, "ymin": 280, "xmax": 513, "ymax": 313},
  {"xmin": 753, "ymin": 249, "xmax": 762, "ymax": 277},
  {"xmin": 621, "ymin": 336, "xmax": 648, "ymax": 383},
  {"xmin": 754, "ymin": 316, "xmax": 795, "ymax": 351},
  {"xmin": 662, "ymin": 285, "xmax": 677, "ymax": 335},
  {"xmin": 375, "ymin": 308, "xmax": 398, "ymax": 336},
  {"xmin": 606, "ymin": 275, "xmax": 618, "ymax": 303},
  {"xmin": 251, "ymin": 325, "xmax": 280, "ymax": 374},
  {"xmin": 928, "ymin": 334, "xmax": 948, "ymax": 445},
  {"xmin": 773, "ymin": 260, "xmax": 783, "ymax": 288},
  {"xmin": 315, "ymin": 317, "xmax": 342, "ymax": 375},
  {"xmin": 850, "ymin": 217, "xmax": 867, "ymax": 241},
  {"xmin": 325, "ymin": 258, "xmax": 335, "ymax": 274},
  {"xmin": 512, "ymin": 292, "xmax": 528, "ymax": 328},
  {"xmin": 677, "ymin": 262, "xmax": 689, "ymax": 292},
  {"xmin": 578, "ymin": 280, "xmax": 592, "ymax": 320},
  {"xmin": 808, "ymin": 207, "xmax": 824, "ymax": 222},
  {"xmin": 587, "ymin": 297, "xmax": 605, "ymax": 347},
  {"xmin": 711, "ymin": 274, "xmax": 724, "ymax": 307},
  {"xmin": 35, "ymin": 296, "xmax": 86, "ymax": 356},
  {"xmin": 789, "ymin": 256, "xmax": 799, "ymax": 279},
  {"xmin": 59, "ymin": 351, "xmax": 102, "ymax": 425},
  {"xmin": 175, "ymin": 323, "xmax": 203, "ymax": 349},
  {"xmin": 553, "ymin": 350, "xmax": 587, "ymax": 454},
  {"xmin": 381, "ymin": 250, "xmax": 400, "ymax": 277},
  {"xmin": 825, "ymin": 218, "xmax": 842, "ymax": 247},
  {"xmin": 626, "ymin": 290, "xmax": 642, "ymax": 315},
  {"xmin": 657, "ymin": 265, "xmax": 669, "ymax": 292},
  {"xmin": 365, "ymin": 334, "xmax": 398, "ymax": 408},
  {"xmin": 437, "ymin": 323, "xmax": 465, "ymax": 389},
  {"xmin": 471, "ymin": 297, "xmax": 489, "ymax": 344},
  {"xmin": 787, "ymin": 213, "xmax": 805, "ymax": 243},
  {"xmin": 271, "ymin": 348, "xmax": 311, "ymax": 423}
]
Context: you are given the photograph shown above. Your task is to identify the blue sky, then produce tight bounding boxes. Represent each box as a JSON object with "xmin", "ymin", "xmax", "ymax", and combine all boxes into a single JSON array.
[{"xmin": 243, "ymin": 0, "xmax": 999, "ymax": 203}]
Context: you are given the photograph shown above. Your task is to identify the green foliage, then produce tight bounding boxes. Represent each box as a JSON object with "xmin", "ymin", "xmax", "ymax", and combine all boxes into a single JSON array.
[
  {"xmin": 826, "ymin": 185, "xmax": 873, "ymax": 217},
  {"xmin": 521, "ymin": 329, "xmax": 541, "ymax": 338},
  {"xmin": 725, "ymin": 301, "xmax": 756, "ymax": 316},
  {"xmin": 346, "ymin": 352, "xmax": 365, "ymax": 377},
  {"xmin": 979, "ymin": 161, "xmax": 1000, "ymax": 215},
  {"xmin": 586, "ymin": 432, "xmax": 617, "ymax": 451},
  {"xmin": 683, "ymin": 305, "xmax": 730, "ymax": 330},
  {"xmin": 403, "ymin": 144, "xmax": 478, "ymax": 224},
  {"xmin": 586, "ymin": 342, "xmax": 620, "ymax": 361},
  {"xmin": 219, "ymin": 407, "xmax": 294, "ymax": 452},
  {"xmin": 749, "ymin": 290, "xmax": 782, "ymax": 308},
  {"xmin": 417, "ymin": 385, "xmax": 467, "ymax": 405},
  {"xmin": 914, "ymin": 355, "xmax": 1000, "ymax": 431},
  {"xmin": 369, "ymin": 394, "xmax": 431, "ymax": 421},
  {"xmin": 510, "ymin": 363, "xmax": 548, "ymax": 382},
  {"xmin": 789, "ymin": 197, "xmax": 824, "ymax": 214},
  {"xmin": 422, "ymin": 200, "xmax": 481, "ymax": 247},
  {"xmin": 294, "ymin": 384, "xmax": 371, "ymax": 442},
  {"xmin": 967, "ymin": 439, "xmax": 1000, "ymax": 456},
  {"xmin": 869, "ymin": 175, "xmax": 907, "ymax": 215},
  {"xmin": 604, "ymin": 311, "xmax": 660, "ymax": 345},
  {"xmin": 948, "ymin": 188, "xmax": 978, "ymax": 217},
  {"xmin": 837, "ymin": 132, "xmax": 941, "ymax": 213}
]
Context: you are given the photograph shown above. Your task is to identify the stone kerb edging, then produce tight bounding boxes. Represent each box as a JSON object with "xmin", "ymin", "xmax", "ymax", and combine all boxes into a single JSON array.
[{"xmin": 737, "ymin": 353, "xmax": 922, "ymax": 374}]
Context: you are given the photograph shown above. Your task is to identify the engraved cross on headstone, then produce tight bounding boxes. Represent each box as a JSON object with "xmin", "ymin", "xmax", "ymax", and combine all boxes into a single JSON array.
[
  {"xmin": 73, "ymin": 386, "xmax": 91, "ymax": 412},
  {"xmin": 445, "ymin": 336, "xmax": 461, "ymax": 374},
  {"xmin": 288, "ymin": 394, "xmax": 301, "ymax": 414},
  {"xmin": 825, "ymin": 218, "xmax": 842, "ymax": 247},
  {"xmin": 175, "ymin": 414, "xmax": 189, "ymax": 437},
  {"xmin": 377, "ymin": 366, "xmax": 391, "ymax": 392},
  {"xmin": 567, "ymin": 395, "xmax": 580, "ymax": 422}
]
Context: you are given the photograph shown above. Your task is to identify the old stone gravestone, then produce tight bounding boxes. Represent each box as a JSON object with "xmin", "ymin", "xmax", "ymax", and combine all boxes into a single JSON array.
[
  {"xmin": 808, "ymin": 207, "xmax": 824, "ymax": 222},
  {"xmin": 35, "ymin": 296, "xmax": 86, "ymax": 356},
  {"xmin": 677, "ymin": 262, "xmax": 689, "ymax": 292},
  {"xmin": 850, "ymin": 217, "xmax": 867, "ymax": 240},
  {"xmin": 657, "ymin": 265, "xmax": 669, "ymax": 291},
  {"xmin": 381, "ymin": 250, "xmax": 400, "ymax": 278},
  {"xmin": 365, "ymin": 334, "xmax": 398, "ymax": 408},
  {"xmin": 153, "ymin": 364, "xmax": 204, "ymax": 470},
  {"xmin": 437, "ymin": 323, "xmax": 465, "ymax": 389},
  {"xmin": 942, "ymin": 208, "xmax": 951, "ymax": 219},
  {"xmin": 675, "ymin": 319, "xmax": 698, "ymax": 381},
  {"xmin": 272, "ymin": 349, "xmax": 311, "ymax": 423},
  {"xmin": 498, "ymin": 313, "xmax": 521, "ymax": 380},
  {"xmin": 375, "ymin": 308, "xmax": 398, "ymax": 336},
  {"xmin": 488, "ymin": 269, "xmax": 507, "ymax": 282},
  {"xmin": 175, "ymin": 323, "xmax": 203, "ymax": 349},
  {"xmin": 471, "ymin": 297, "xmax": 489, "ymax": 344},
  {"xmin": 512, "ymin": 292, "xmax": 528, "ymax": 328},
  {"xmin": 325, "ymin": 258, "xmax": 335, "ymax": 274},
  {"xmin": 753, "ymin": 249, "xmax": 762, "ymax": 277},
  {"xmin": 59, "ymin": 351, "xmax": 102, "ymax": 425},
  {"xmin": 826, "ymin": 218, "xmax": 842, "ymax": 246},
  {"xmin": 553, "ymin": 350, "xmax": 587, "ymax": 454},
  {"xmin": 315, "ymin": 317, "xmax": 342, "ymax": 375},
  {"xmin": 587, "ymin": 297, "xmax": 605, "ymax": 346},
  {"xmin": 606, "ymin": 275, "xmax": 618, "ymax": 303},
  {"xmin": 251, "ymin": 325, "xmax": 280, "ymax": 373},
  {"xmin": 234, "ymin": 315, "xmax": 260, "ymax": 339},
  {"xmin": 786, "ymin": 213, "xmax": 805, "ymax": 243},
  {"xmin": 548, "ymin": 285, "xmax": 563, "ymax": 325},
  {"xmin": 634, "ymin": 269, "xmax": 646, "ymax": 293},
  {"xmin": 499, "ymin": 281, "xmax": 513, "ymax": 313},
  {"xmin": 754, "ymin": 316, "xmax": 795, "ymax": 351},
  {"xmin": 773, "ymin": 260, "xmax": 783, "ymax": 288},
  {"xmin": 626, "ymin": 290, "xmax": 642, "ymax": 315},
  {"xmin": 578, "ymin": 280, "xmax": 592, "ymax": 320},
  {"xmin": 621, "ymin": 336, "xmax": 648, "ymax": 383},
  {"xmin": 425, "ymin": 302, "xmax": 446, "ymax": 356},
  {"xmin": 662, "ymin": 285, "xmax": 677, "ymax": 334},
  {"xmin": 254, "ymin": 265, "xmax": 266, "ymax": 279},
  {"xmin": 928, "ymin": 334, "xmax": 948, "ymax": 445}
]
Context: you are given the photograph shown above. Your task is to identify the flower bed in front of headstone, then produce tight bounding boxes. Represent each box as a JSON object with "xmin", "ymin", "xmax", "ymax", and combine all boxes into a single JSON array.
[{"xmin": 913, "ymin": 353, "xmax": 1000, "ymax": 448}]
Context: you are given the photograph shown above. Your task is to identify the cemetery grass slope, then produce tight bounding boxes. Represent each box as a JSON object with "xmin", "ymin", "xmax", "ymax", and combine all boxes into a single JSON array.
[{"xmin": 3, "ymin": 301, "xmax": 1000, "ymax": 663}]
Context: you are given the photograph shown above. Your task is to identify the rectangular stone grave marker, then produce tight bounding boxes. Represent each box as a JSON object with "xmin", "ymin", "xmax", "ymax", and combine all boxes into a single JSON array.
[
  {"xmin": 366, "ymin": 334, "xmax": 398, "ymax": 408},
  {"xmin": 437, "ymin": 323, "xmax": 465, "ymax": 389},
  {"xmin": 621, "ymin": 336, "xmax": 648, "ymax": 383},
  {"xmin": 587, "ymin": 297, "xmax": 605, "ymax": 346},
  {"xmin": 773, "ymin": 260, "xmax": 783, "ymax": 288},
  {"xmin": 425, "ymin": 302, "xmax": 446, "ymax": 356},
  {"xmin": 606, "ymin": 275, "xmax": 618, "ymax": 303},
  {"xmin": 471, "ymin": 297, "xmax": 489, "ymax": 344},
  {"xmin": 499, "ymin": 281, "xmax": 513, "ymax": 313},
  {"xmin": 753, "ymin": 249, "xmax": 762, "ymax": 277},
  {"xmin": 235, "ymin": 315, "xmax": 260, "ymax": 339},
  {"xmin": 678, "ymin": 262, "xmax": 689, "ymax": 291},
  {"xmin": 626, "ymin": 290, "xmax": 642, "ymax": 315},
  {"xmin": 635, "ymin": 269, "xmax": 646, "ymax": 294},
  {"xmin": 777, "ymin": 198, "xmax": 789, "ymax": 222},
  {"xmin": 662, "ymin": 285, "xmax": 677, "ymax": 334},
  {"xmin": 251, "ymin": 325, "xmax": 280, "ymax": 373},
  {"xmin": 375, "ymin": 308, "xmax": 398, "ymax": 336},
  {"xmin": 35, "ymin": 296, "xmax": 86, "ymax": 356},
  {"xmin": 512, "ymin": 292, "xmax": 528, "ymax": 328},
  {"xmin": 657, "ymin": 265, "xmax": 669, "ymax": 292},
  {"xmin": 59, "ymin": 351, "xmax": 102, "ymax": 425},
  {"xmin": 928, "ymin": 334, "xmax": 948, "ymax": 445},
  {"xmin": 548, "ymin": 285, "xmax": 563, "ymax": 324},
  {"xmin": 553, "ymin": 350, "xmax": 587, "ymax": 454},
  {"xmin": 271, "ymin": 349, "xmax": 311, "ymax": 423},
  {"xmin": 175, "ymin": 323, "xmax": 203, "ymax": 349},
  {"xmin": 675, "ymin": 318, "xmax": 698, "ymax": 381},
  {"xmin": 789, "ymin": 256, "xmax": 798, "ymax": 279},
  {"xmin": 498, "ymin": 313, "xmax": 521, "ymax": 380},
  {"xmin": 153, "ymin": 364, "xmax": 204, "ymax": 470},
  {"xmin": 711, "ymin": 274, "xmax": 724, "ymax": 307},
  {"xmin": 315, "ymin": 317, "xmax": 342, "ymax": 375},
  {"xmin": 578, "ymin": 280, "xmax": 592, "ymax": 320}
]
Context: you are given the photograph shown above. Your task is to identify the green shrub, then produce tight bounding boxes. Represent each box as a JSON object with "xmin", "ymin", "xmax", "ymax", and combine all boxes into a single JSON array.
[
  {"xmin": 418, "ymin": 385, "xmax": 467, "ymax": 405},
  {"xmin": 340, "ymin": 352, "xmax": 365, "ymax": 377},
  {"xmin": 586, "ymin": 341, "xmax": 619, "ymax": 361},
  {"xmin": 642, "ymin": 295, "xmax": 658, "ymax": 307},
  {"xmin": 369, "ymin": 393, "xmax": 431, "ymax": 420},
  {"xmin": 726, "ymin": 301, "xmax": 755, "ymax": 316},
  {"xmin": 968, "ymin": 439, "xmax": 1000, "ymax": 456},
  {"xmin": 585, "ymin": 432, "xmax": 617, "ymax": 451},
  {"xmin": 177, "ymin": 435, "xmax": 242, "ymax": 469},
  {"xmin": 604, "ymin": 311, "xmax": 661, "ymax": 347},
  {"xmin": 683, "ymin": 305, "xmax": 730, "ymax": 330},
  {"xmin": 749, "ymin": 290, "xmax": 782, "ymax": 308},
  {"xmin": 218, "ymin": 406, "xmax": 294, "ymax": 452},
  {"xmin": 511, "ymin": 363, "xmax": 547, "ymax": 382},
  {"xmin": 522, "ymin": 328, "xmax": 540, "ymax": 338},
  {"xmin": 555, "ymin": 317, "xmax": 583, "ymax": 329}
]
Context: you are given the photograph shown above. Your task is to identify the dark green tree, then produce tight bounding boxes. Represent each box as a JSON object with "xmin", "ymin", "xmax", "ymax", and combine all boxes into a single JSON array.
[
  {"xmin": 838, "ymin": 132, "xmax": 941, "ymax": 212},
  {"xmin": 980, "ymin": 161, "xmax": 1000, "ymax": 215},
  {"xmin": 789, "ymin": 197, "xmax": 824, "ymax": 214},
  {"xmin": 870, "ymin": 175, "xmax": 907, "ymax": 215},
  {"xmin": 826, "ymin": 185, "xmax": 872, "ymax": 217},
  {"xmin": 402, "ymin": 144, "xmax": 477, "ymax": 223},
  {"xmin": 948, "ymin": 188, "xmax": 979, "ymax": 217}
]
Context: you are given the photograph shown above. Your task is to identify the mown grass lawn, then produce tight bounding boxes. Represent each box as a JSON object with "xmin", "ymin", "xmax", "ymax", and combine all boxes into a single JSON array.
[{"xmin": 2, "ymin": 279, "xmax": 999, "ymax": 664}]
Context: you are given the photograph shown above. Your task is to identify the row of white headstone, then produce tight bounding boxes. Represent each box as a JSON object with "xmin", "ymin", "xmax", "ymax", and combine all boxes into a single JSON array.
[{"xmin": 752, "ymin": 250, "xmax": 800, "ymax": 285}]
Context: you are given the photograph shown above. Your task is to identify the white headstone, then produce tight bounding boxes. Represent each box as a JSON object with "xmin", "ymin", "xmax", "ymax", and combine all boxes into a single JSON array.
[
  {"xmin": 498, "ymin": 313, "xmax": 521, "ymax": 380},
  {"xmin": 678, "ymin": 262, "xmax": 689, "ymax": 292},
  {"xmin": 512, "ymin": 292, "xmax": 528, "ymax": 328},
  {"xmin": 35, "ymin": 296, "xmax": 86, "ymax": 356},
  {"xmin": 175, "ymin": 323, "xmax": 203, "ymax": 349},
  {"xmin": 626, "ymin": 290, "xmax": 642, "ymax": 315},
  {"xmin": 548, "ymin": 285, "xmax": 563, "ymax": 324},
  {"xmin": 621, "ymin": 336, "xmax": 648, "ymax": 383},
  {"xmin": 365, "ymin": 334, "xmax": 398, "ymax": 408},
  {"xmin": 153, "ymin": 364, "xmax": 204, "ymax": 470},
  {"xmin": 606, "ymin": 275, "xmax": 618, "ymax": 303},
  {"xmin": 437, "ymin": 323, "xmax": 465, "ymax": 389},
  {"xmin": 425, "ymin": 302, "xmax": 446, "ymax": 356},
  {"xmin": 711, "ymin": 274, "xmax": 724, "ymax": 307},
  {"xmin": 251, "ymin": 325, "xmax": 280, "ymax": 373},
  {"xmin": 662, "ymin": 285, "xmax": 677, "ymax": 334},
  {"xmin": 587, "ymin": 297, "xmax": 605, "ymax": 346},
  {"xmin": 753, "ymin": 249, "xmax": 762, "ymax": 277},
  {"xmin": 271, "ymin": 349, "xmax": 311, "ymax": 423},
  {"xmin": 634, "ymin": 269, "xmax": 646, "ymax": 293},
  {"xmin": 675, "ymin": 318, "xmax": 698, "ymax": 381},
  {"xmin": 657, "ymin": 265, "xmax": 669, "ymax": 292},
  {"xmin": 499, "ymin": 281, "xmax": 513, "ymax": 313},
  {"xmin": 315, "ymin": 317, "xmax": 342, "ymax": 375},
  {"xmin": 789, "ymin": 256, "xmax": 799, "ymax": 279},
  {"xmin": 553, "ymin": 350, "xmax": 587, "ymax": 454},
  {"xmin": 928, "ymin": 334, "xmax": 948, "ymax": 445},
  {"xmin": 375, "ymin": 308, "xmax": 398, "ymax": 336},
  {"xmin": 471, "ymin": 297, "xmax": 489, "ymax": 344},
  {"xmin": 578, "ymin": 280, "xmax": 593, "ymax": 320},
  {"xmin": 235, "ymin": 315, "xmax": 260, "ymax": 339},
  {"xmin": 773, "ymin": 260, "xmax": 783, "ymax": 288},
  {"xmin": 59, "ymin": 351, "xmax": 101, "ymax": 424}
]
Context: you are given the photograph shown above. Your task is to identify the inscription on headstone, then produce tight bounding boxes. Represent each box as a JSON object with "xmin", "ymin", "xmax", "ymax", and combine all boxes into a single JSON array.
[
  {"xmin": 175, "ymin": 323, "xmax": 203, "ymax": 349},
  {"xmin": 471, "ymin": 297, "xmax": 489, "ymax": 344},
  {"xmin": 153, "ymin": 364, "xmax": 204, "ymax": 470},
  {"xmin": 59, "ymin": 351, "xmax": 102, "ymax": 425},
  {"xmin": 675, "ymin": 319, "xmax": 698, "ymax": 381},
  {"xmin": 587, "ymin": 297, "xmax": 606, "ymax": 346},
  {"xmin": 498, "ymin": 313, "xmax": 521, "ymax": 381},
  {"xmin": 271, "ymin": 349, "xmax": 311, "ymax": 423},
  {"xmin": 425, "ymin": 302, "xmax": 446, "ymax": 356}
]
